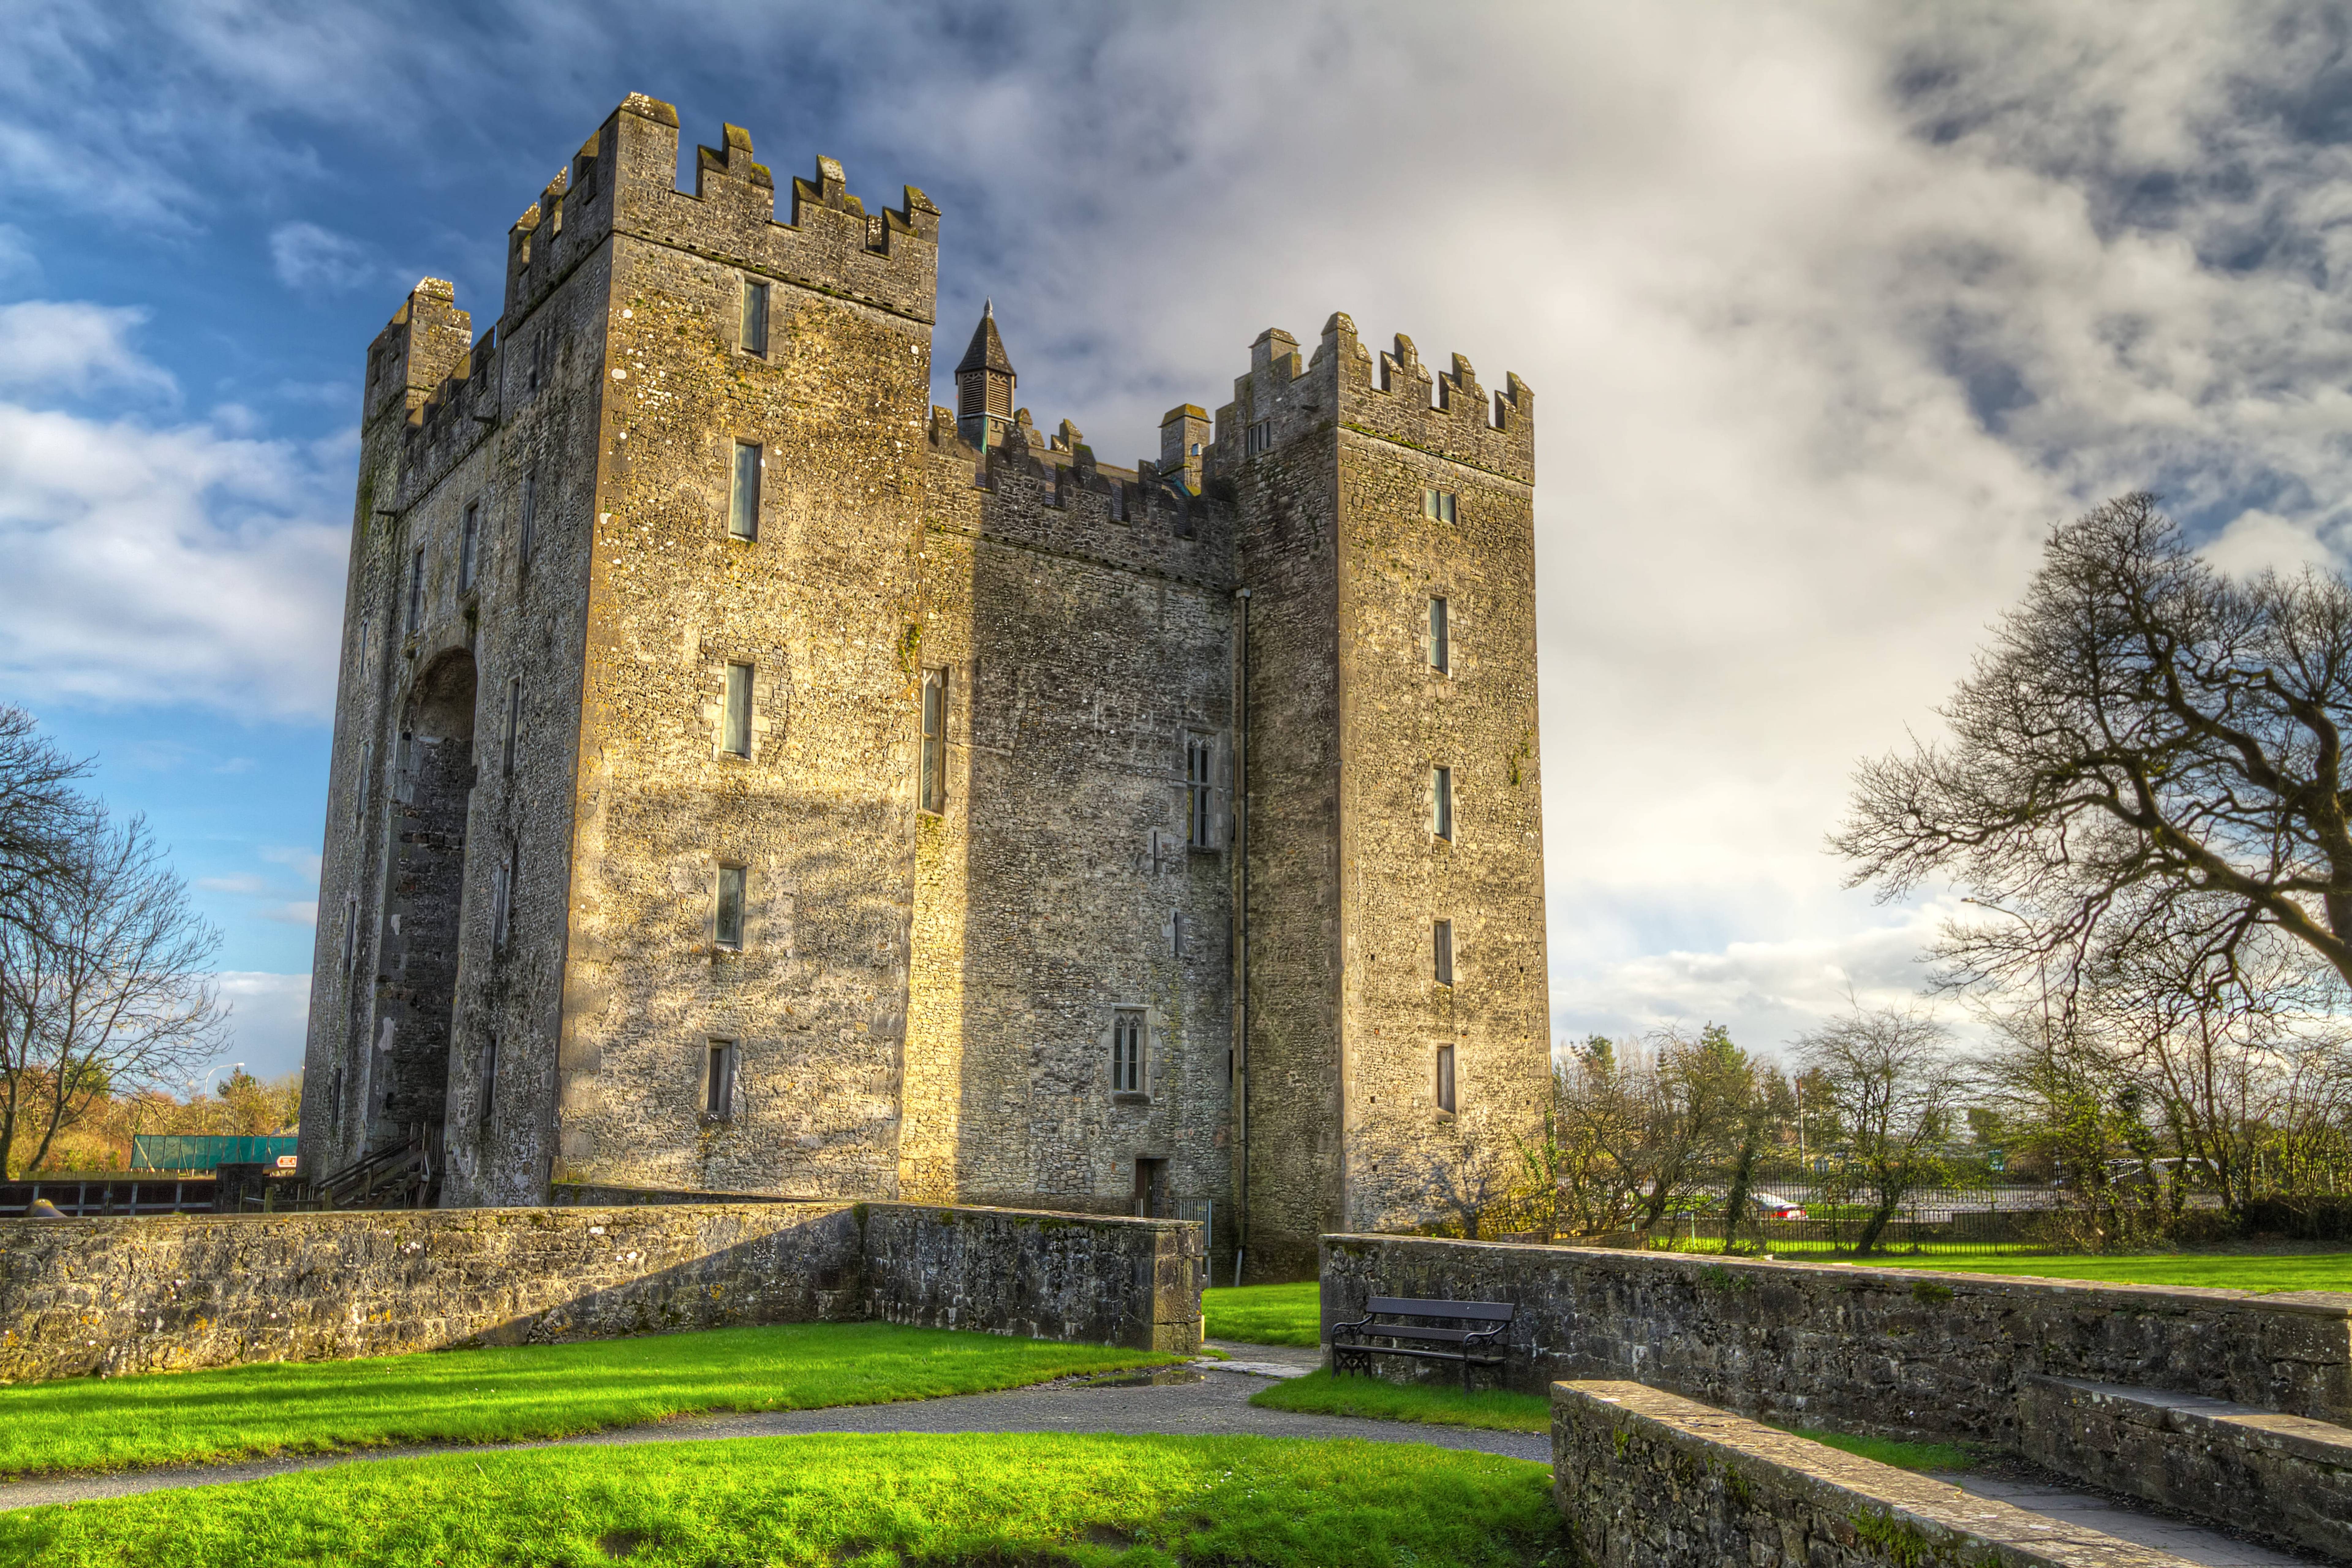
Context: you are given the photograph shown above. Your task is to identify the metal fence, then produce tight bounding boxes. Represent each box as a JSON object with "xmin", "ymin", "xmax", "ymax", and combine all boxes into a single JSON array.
[
  {"xmin": 3, "ymin": 1176, "xmax": 215, "ymax": 1216},
  {"xmin": 1510, "ymin": 1153, "xmax": 2237, "ymax": 1257}
]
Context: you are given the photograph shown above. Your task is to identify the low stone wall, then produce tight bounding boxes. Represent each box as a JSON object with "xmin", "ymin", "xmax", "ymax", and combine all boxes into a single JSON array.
[
  {"xmin": 1553, "ymin": 1379, "xmax": 2193, "ymax": 1568},
  {"xmin": 865, "ymin": 1204, "xmax": 1203, "ymax": 1352},
  {"xmin": 2017, "ymin": 1374, "xmax": 2352, "ymax": 1562},
  {"xmin": 1322, "ymin": 1235, "xmax": 2352, "ymax": 1443},
  {"xmin": 0, "ymin": 1200, "xmax": 1201, "ymax": 1384}
]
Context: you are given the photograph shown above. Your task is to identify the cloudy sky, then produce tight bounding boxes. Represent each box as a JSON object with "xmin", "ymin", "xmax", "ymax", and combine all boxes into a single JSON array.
[{"xmin": 4, "ymin": 1, "xmax": 2350, "ymax": 1081}]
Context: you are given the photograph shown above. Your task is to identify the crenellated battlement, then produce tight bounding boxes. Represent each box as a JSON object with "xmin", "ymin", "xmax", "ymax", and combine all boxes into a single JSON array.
[
  {"xmin": 1340, "ymin": 313, "xmax": 1533, "ymax": 483},
  {"xmin": 924, "ymin": 395, "xmax": 1227, "ymax": 577},
  {"xmin": 498, "ymin": 94, "xmax": 940, "ymax": 333},
  {"xmin": 363, "ymin": 279, "xmax": 473, "ymax": 430}
]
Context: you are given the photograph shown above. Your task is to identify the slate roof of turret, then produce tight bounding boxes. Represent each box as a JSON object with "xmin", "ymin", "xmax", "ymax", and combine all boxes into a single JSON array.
[{"xmin": 956, "ymin": 300, "xmax": 1015, "ymax": 377}]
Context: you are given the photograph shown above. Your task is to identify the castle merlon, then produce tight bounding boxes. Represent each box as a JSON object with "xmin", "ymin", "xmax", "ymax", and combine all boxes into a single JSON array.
[{"xmin": 363, "ymin": 279, "xmax": 472, "ymax": 428}]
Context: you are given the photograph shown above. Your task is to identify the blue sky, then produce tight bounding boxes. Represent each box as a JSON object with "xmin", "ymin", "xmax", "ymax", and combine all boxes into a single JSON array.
[{"xmin": 6, "ymin": 2, "xmax": 2352, "ymax": 1081}]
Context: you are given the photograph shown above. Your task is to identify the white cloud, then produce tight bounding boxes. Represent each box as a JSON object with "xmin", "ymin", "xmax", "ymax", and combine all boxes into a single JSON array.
[
  {"xmin": 269, "ymin": 221, "xmax": 379, "ymax": 293},
  {"xmin": 0, "ymin": 301, "xmax": 175, "ymax": 399},
  {"xmin": 262, "ymin": 845, "xmax": 323, "ymax": 884},
  {"xmin": 0, "ymin": 397, "xmax": 349, "ymax": 716},
  {"xmin": 196, "ymin": 846, "xmax": 318, "ymax": 928},
  {"xmin": 211, "ymin": 971, "xmax": 312, "ymax": 1079}
]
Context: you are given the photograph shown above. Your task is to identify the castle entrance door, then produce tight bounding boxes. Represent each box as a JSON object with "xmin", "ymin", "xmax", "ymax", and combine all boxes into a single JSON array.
[
  {"xmin": 369, "ymin": 649, "xmax": 476, "ymax": 1150},
  {"xmin": 1133, "ymin": 1157, "xmax": 1170, "ymax": 1218}
]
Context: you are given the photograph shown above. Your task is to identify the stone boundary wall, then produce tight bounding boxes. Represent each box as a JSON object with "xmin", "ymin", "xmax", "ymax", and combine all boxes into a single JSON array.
[
  {"xmin": 2017, "ymin": 1374, "xmax": 2352, "ymax": 1562},
  {"xmin": 1553, "ymin": 1379, "xmax": 2195, "ymax": 1568},
  {"xmin": 0, "ymin": 1201, "xmax": 1202, "ymax": 1385},
  {"xmin": 865, "ymin": 1205, "xmax": 1203, "ymax": 1351},
  {"xmin": 1323, "ymin": 1235, "xmax": 2352, "ymax": 1443}
]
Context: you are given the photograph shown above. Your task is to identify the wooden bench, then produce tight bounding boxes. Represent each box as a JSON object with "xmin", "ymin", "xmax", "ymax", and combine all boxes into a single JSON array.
[{"xmin": 1330, "ymin": 1296, "xmax": 1514, "ymax": 1391}]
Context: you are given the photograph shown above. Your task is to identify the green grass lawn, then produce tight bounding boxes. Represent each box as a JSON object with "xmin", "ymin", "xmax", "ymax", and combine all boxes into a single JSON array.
[
  {"xmin": 1249, "ymin": 1368, "xmax": 1551, "ymax": 1433},
  {"xmin": 1781, "ymin": 1426, "xmax": 1976, "ymax": 1473},
  {"xmin": 1823, "ymin": 1250, "xmax": 2352, "ymax": 1294},
  {"xmin": 0, "ymin": 1321, "xmax": 1181, "ymax": 1478},
  {"xmin": 1204, "ymin": 1281, "xmax": 1321, "ymax": 1345},
  {"xmin": 0, "ymin": 1433, "xmax": 1566, "ymax": 1568}
]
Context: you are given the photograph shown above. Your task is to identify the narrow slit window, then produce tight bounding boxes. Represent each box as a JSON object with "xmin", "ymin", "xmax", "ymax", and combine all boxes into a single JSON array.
[
  {"xmin": 478, "ymin": 1034, "xmax": 498, "ymax": 1127},
  {"xmin": 722, "ymin": 662, "xmax": 753, "ymax": 757},
  {"xmin": 1429, "ymin": 596, "xmax": 1449, "ymax": 673},
  {"xmin": 492, "ymin": 841, "xmax": 518, "ymax": 949},
  {"xmin": 407, "ymin": 547, "xmax": 426, "ymax": 632},
  {"xmin": 356, "ymin": 615, "xmax": 370, "ymax": 678},
  {"xmin": 1111, "ymin": 1009, "xmax": 1145, "ymax": 1094},
  {"xmin": 1185, "ymin": 734, "xmax": 1214, "ymax": 847},
  {"xmin": 460, "ymin": 502, "xmax": 480, "ymax": 592},
  {"xmin": 1432, "ymin": 765, "xmax": 1453, "ymax": 841},
  {"xmin": 730, "ymin": 441, "xmax": 761, "ymax": 539},
  {"xmin": 704, "ymin": 1039, "xmax": 737, "ymax": 1119},
  {"xmin": 920, "ymin": 667, "xmax": 948, "ymax": 813},
  {"xmin": 503, "ymin": 676, "xmax": 523, "ymax": 775},
  {"xmin": 1170, "ymin": 911, "xmax": 1186, "ymax": 959},
  {"xmin": 1434, "ymin": 918, "xmax": 1454, "ymax": 986},
  {"xmin": 354, "ymin": 741, "xmax": 371, "ymax": 825},
  {"xmin": 1423, "ymin": 488, "xmax": 1457, "ymax": 524},
  {"xmin": 341, "ymin": 894, "xmax": 358, "ymax": 973},
  {"xmin": 518, "ymin": 471, "xmax": 537, "ymax": 566},
  {"xmin": 1436, "ymin": 1043, "xmax": 1457, "ymax": 1113},
  {"xmin": 715, "ymin": 863, "xmax": 746, "ymax": 949},
  {"xmin": 741, "ymin": 278, "xmax": 771, "ymax": 356}
]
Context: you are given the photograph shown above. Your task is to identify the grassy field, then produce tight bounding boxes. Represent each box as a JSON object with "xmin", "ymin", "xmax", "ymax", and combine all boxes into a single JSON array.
[
  {"xmin": 0, "ymin": 1432, "xmax": 1566, "ymax": 1568},
  {"xmin": 1782, "ymin": 1426, "xmax": 1976, "ymax": 1472},
  {"xmin": 0, "ymin": 1322, "xmax": 1181, "ymax": 1478},
  {"xmin": 1249, "ymin": 1368, "xmax": 1551, "ymax": 1433},
  {"xmin": 1643, "ymin": 1240, "xmax": 2352, "ymax": 1294},
  {"xmin": 1820, "ymin": 1250, "xmax": 2352, "ymax": 1294},
  {"xmin": 1203, "ymin": 1282, "xmax": 1321, "ymax": 1345}
]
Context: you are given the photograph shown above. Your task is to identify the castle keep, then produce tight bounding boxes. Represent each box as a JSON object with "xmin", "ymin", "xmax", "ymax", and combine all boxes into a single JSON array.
[{"xmin": 301, "ymin": 93, "xmax": 1549, "ymax": 1277}]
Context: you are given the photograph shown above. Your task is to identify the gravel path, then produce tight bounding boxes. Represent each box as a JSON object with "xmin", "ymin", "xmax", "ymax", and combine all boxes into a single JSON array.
[{"xmin": 0, "ymin": 1343, "xmax": 1547, "ymax": 1513}]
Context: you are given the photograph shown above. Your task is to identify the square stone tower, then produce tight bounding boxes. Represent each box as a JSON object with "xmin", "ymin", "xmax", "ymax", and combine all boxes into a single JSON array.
[
  {"xmin": 1218, "ymin": 316, "xmax": 1546, "ymax": 1278},
  {"xmin": 301, "ymin": 95, "xmax": 941, "ymax": 1204},
  {"xmin": 301, "ymin": 96, "xmax": 1547, "ymax": 1277}
]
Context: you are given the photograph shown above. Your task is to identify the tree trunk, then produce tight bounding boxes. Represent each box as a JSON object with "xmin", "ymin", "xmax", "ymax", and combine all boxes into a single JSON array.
[
  {"xmin": 1721, "ymin": 1115, "xmax": 1764, "ymax": 1255},
  {"xmin": 1853, "ymin": 1189, "xmax": 1900, "ymax": 1255}
]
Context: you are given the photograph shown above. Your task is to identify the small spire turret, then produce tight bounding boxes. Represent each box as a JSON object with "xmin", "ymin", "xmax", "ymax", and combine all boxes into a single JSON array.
[{"xmin": 954, "ymin": 300, "xmax": 1016, "ymax": 450}]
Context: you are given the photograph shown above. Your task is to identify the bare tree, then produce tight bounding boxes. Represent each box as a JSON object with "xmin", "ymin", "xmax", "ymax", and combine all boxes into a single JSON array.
[
  {"xmin": 0, "ymin": 704, "xmax": 92, "ymax": 933},
  {"xmin": 0, "ymin": 809, "xmax": 228, "ymax": 1175},
  {"xmin": 1796, "ymin": 1006, "xmax": 1970, "ymax": 1254},
  {"xmin": 1838, "ymin": 493, "xmax": 2352, "ymax": 1006}
]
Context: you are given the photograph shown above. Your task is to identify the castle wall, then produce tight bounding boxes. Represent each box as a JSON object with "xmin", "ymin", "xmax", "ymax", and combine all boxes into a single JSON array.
[
  {"xmin": 1217, "ymin": 316, "xmax": 1545, "ymax": 1269},
  {"xmin": 437, "ymin": 244, "xmax": 613, "ymax": 1205},
  {"xmin": 1224, "ymin": 337, "xmax": 1348, "ymax": 1280},
  {"xmin": 301, "ymin": 262, "xmax": 604, "ymax": 1210},
  {"xmin": 906, "ymin": 416, "xmax": 1235, "ymax": 1244},
  {"xmin": 1329, "ymin": 322, "xmax": 1548, "ymax": 1232},
  {"xmin": 299, "ymin": 283, "xmax": 464, "ymax": 1177},
  {"xmin": 550, "ymin": 100, "xmax": 940, "ymax": 1198}
]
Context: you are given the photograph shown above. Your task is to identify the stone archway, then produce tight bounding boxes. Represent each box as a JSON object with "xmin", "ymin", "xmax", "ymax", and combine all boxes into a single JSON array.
[{"xmin": 371, "ymin": 649, "xmax": 477, "ymax": 1147}]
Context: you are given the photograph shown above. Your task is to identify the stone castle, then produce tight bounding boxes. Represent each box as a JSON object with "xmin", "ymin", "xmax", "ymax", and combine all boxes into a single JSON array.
[{"xmin": 300, "ymin": 93, "xmax": 1550, "ymax": 1277}]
